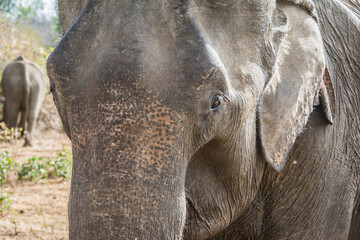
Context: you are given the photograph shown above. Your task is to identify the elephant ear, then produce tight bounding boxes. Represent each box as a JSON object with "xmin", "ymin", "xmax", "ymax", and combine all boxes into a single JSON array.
[
  {"xmin": 258, "ymin": 3, "xmax": 334, "ymax": 172},
  {"xmin": 314, "ymin": 68, "xmax": 335, "ymax": 124}
]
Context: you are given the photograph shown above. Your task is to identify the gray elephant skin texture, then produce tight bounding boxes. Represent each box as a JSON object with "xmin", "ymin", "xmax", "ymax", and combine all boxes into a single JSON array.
[
  {"xmin": 1, "ymin": 55, "xmax": 46, "ymax": 146},
  {"xmin": 47, "ymin": 0, "xmax": 360, "ymax": 239}
]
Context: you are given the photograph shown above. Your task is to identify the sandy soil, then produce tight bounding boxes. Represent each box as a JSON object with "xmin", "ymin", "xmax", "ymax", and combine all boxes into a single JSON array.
[{"xmin": 0, "ymin": 96, "xmax": 72, "ymax": 240}]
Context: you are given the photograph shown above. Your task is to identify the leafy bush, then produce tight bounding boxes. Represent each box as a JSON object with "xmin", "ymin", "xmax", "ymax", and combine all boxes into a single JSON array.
[
  {"xmin": 18, "ymin": 156, "xmax": 48, "ymax": 181},
  {"xmin": 0, "ymin": 192, "xmax": 11, "ymax": 215},
  {"xmin": 0, "ymin": 149, "xmax": 72, "ymax": 214},
  {"xmin": 0, "ymin": 150, "xmax": 14, "ymax": 215},
  {"xmin": 0, "ymin": 150, "xmax": 15, "ymax": 185},
  {"xmin": 18, "ymin": 150, "xmax": 72, "ymax": 181},
  {"xmin": 0, "ymin": 0, "xmax": 44, "ymax": 21},
  {"xmin": 48, "ymin": 150, "xmax": 72, "ymax": 179},
  {"xmin": 0, "ymin": 122, "xmax": 22, "ymax": 143}
]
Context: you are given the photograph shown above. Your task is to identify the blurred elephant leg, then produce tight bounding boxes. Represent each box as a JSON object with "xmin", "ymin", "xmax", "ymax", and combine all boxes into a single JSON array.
[
  {"xmin": 24, "ymin": 111, "xmax": 35, "ymax": 146},
  {"xmin": 19, "ymin": 110, "xmax": 26, "ymax": 137},
  {"xmin": 24, "ymin": 89, "xmax": 43, "ymax": 146},
  {"xmin": 3, "ymin": 99, "xmax": 20, "ymax": 129}
]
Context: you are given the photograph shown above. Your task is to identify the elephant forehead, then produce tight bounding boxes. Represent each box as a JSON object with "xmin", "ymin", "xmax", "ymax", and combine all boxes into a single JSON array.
[
  {"xmin": 48, "ymin": 0, "xmax": 274, "ymax": 122},
  {"xmin": 58, "ymin": 1, "xmax": 268, "ymax": 101}
]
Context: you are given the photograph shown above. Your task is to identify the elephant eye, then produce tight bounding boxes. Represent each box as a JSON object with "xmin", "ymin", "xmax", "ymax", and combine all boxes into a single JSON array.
[{"xmin": 211, "ymin": 95, "xmax": 223, "ymax": 111}]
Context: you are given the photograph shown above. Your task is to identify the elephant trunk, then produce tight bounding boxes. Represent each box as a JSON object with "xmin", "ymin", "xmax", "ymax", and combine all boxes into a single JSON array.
[
  {"xmin": 69, "ymin": 150, "xmax": 187, "ymax": 239},
  {"xmin": 68, "ymin": 105, "xmax": 188, "ymax": 239}
]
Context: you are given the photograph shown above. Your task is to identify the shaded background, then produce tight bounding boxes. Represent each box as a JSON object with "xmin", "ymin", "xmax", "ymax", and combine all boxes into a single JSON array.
[{"xmin": 0, "ymin": 1, "xmax": 72, "ymax": 239}]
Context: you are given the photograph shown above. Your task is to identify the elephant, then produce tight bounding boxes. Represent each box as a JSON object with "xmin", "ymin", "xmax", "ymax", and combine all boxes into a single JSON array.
[
  {"xmin": 1, "ymin": 55, "xmax": 46, "ymax": 146},
  {"xmin": 47, "ymin": 0, "xmax": 360, "ymax": 239}
]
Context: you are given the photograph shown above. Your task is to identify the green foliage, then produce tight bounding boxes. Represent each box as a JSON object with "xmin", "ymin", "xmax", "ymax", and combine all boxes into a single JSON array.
[
  {"xmin": 0, "ymin": 151, "xmax": 14, "ymax": 215},
  {"xmin": 0, "ymin": 0, "xmax": 44, "ymax": 22},
  {"xmin": 0, "ymin": 151, "xmax": 15, "ymax": 186},
  {"xmin": 52, "ymin": 15, "xmax": 62, "ymax": 36},
  {"xmin": 0, "ymin": 122, "xmax": 22, "ymax": 143},
  {"xmin": 49, "ymin": 150, "xmax": 72, "ymax": 179},
  {"xmin": 0, "ymin": 149, "xmax": 72, "ymax": 215},
  {"xmin": 18, "ymin": 156, "xmax": 48, "ymax": 181},
  {"xmin": 18, "ymin": 150, "xmax": 72, "ymax": 181},
  {"xmin": 0, "ymin": 0, "xmax": 16, "ymax": 13},
  {"xmin": 0, "ymin": 192, "xmax": 12, "ymax": 215}
]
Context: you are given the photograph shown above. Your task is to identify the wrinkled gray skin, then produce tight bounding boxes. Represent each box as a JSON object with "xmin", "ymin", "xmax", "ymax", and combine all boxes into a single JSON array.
[
  {"xmin": 1, "ymin": 55, "xmax": 46, "ymax": 146},
  {"xmin": 47, "ymin": 0, "xmax": 360, "ymax": 239}
]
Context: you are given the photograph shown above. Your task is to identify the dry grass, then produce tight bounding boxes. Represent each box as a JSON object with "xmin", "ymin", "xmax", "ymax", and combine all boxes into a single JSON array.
[
  {"xmin": 0, "ymin": 132, "xmax": 71, "ymax": 240},
  {"xmin": 0, "ymin": 16, "xmax": 51, "ymax": 75}
]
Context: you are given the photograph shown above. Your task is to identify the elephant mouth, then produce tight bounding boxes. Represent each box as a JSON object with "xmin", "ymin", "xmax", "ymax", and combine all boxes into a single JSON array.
[
  {"xmin": 184, "ymin": 193, "xmax": 213, "ymax": 238},
  {"xmin": 185, "ymin": 195, "xmax": 200, "ymax": 220}
]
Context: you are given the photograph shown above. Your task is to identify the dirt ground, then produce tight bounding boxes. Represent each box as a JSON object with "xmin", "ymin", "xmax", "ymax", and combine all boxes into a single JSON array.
[{"xmin": 0, "ymin": 96, "xmax": 71, "ymax": 240}]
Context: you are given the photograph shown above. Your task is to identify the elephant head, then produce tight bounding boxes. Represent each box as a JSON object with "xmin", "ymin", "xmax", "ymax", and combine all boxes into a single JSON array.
[{"xmin": 47, "ymin": 0, "xmax": 334, "ymax": 239}]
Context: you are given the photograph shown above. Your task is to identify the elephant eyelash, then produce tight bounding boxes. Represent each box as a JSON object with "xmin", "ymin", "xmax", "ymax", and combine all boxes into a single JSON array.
[{"xmin": 48, "ymin": 82, "xmax": 55, "ymax": 94}]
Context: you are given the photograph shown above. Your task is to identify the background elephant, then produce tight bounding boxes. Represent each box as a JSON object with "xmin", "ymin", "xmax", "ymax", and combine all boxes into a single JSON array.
[
  {"xmin": 1, "ymin": 55, "xmax": 46, "ymax": 146},
  {"xmin": 47, "ymin": 0, "xmax": 359, "ymax": 239}
]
